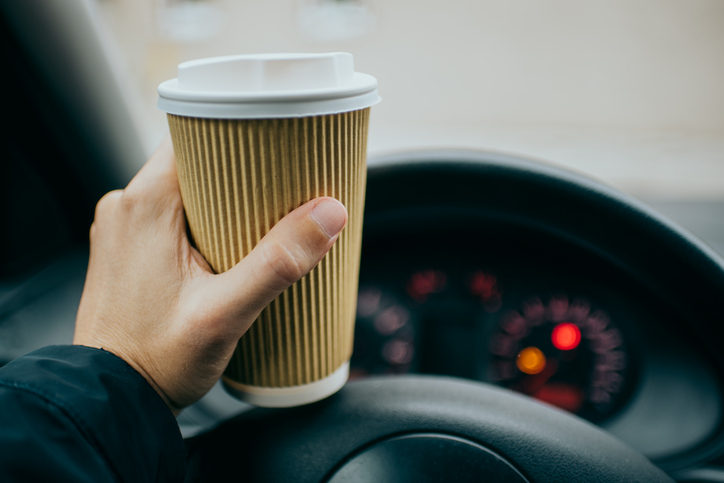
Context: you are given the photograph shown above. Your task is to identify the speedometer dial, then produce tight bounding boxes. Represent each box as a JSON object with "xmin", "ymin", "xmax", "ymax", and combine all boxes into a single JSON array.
[
  {"xmin": 490, "ymin": 295, "xmax": 630, "ymax": 422},
  {"xmin": 350, "ymin": 285, "xmax": 416, "ymax": 379}
]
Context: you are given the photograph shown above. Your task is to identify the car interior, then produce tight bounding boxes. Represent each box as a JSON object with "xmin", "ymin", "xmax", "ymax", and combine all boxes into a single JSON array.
[{"xmin": 2, "ymin": 1, "xmax": 724, "ymax": 482}]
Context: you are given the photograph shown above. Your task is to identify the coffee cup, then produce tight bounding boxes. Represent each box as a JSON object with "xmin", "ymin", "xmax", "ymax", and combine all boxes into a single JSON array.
[{"xmin": 158, "ymin": 53, "xmax": 379, "ymax": 407}]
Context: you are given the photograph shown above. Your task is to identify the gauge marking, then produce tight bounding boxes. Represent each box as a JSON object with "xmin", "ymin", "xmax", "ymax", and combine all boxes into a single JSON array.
[
  {"xmin": 352, "ymin": 286, "xmax": 417, "ymax": 377},
  {"xmin": 522, "ymin": 297, "xmax": 545, "ymax": 326},
  {"xmin": 490, "ymin": 334, "xmax": 518, "ymax": 358},
  {"xmin": 469, "ymin": 271, "xmax": 502, "ymax": 312},
  {"xmin": 374, "ymin": 305, "xmax": 410, "ymax": 335},
  {"xmin": 357, "ymin": 288, "xmax": 382, "ymax": 317},
  {"xmin": 406, "ymin": 270, "xmax": 447, "ymax": 302},
  {"xmin": 382, "ymin": 339, "xmax": 414, "ymax": 365}
]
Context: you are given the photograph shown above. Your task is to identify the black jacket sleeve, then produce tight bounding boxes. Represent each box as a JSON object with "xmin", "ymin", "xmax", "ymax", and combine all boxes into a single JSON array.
[{"xmin": 0, "ymin": 345, "xmax": 186, "ymax": 482}]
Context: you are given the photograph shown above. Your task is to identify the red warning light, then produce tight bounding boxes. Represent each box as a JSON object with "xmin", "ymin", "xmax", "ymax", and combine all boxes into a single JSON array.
[{"xmin": 552, "ymin": 323, "xmax": 581, "ymax": 351}]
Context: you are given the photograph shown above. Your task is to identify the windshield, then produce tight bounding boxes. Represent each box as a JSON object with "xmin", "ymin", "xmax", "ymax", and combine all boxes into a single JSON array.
[{"xmin": 92, "ymin": 0, "xmax": 724, "ymax": 200}]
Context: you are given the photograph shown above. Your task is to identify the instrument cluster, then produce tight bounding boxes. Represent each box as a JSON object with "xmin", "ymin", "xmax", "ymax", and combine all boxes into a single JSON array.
[{"xmin": 350, "ymin": 261, "xmax": 638, "ymax": 423}]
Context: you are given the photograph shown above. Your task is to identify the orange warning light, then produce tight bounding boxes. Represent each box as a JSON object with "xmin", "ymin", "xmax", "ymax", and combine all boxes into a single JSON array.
[
  {"xmin": 516, "ymin": 347, "xmax": 546, "ymax": 375},
  {"xmin": 552, "ymin": 323, "xmax": 581, "ymax": 351}
]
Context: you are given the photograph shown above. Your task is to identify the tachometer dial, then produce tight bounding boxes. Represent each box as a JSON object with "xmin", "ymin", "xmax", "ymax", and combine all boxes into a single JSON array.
[{"xmin": 490, "ymin": 295, "xmax": 629, "ymax": 422}]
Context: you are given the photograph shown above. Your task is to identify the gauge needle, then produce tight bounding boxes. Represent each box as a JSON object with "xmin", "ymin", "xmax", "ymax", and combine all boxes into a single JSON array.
[{"xmin": 520, "ymin": 359, "xmax": 559, "ymax": 395}]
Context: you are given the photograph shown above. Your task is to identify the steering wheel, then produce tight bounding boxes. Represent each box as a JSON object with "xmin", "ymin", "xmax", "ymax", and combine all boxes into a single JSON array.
[{"xmin": 184, "ymin": 150, "xmax": 724, "ymax": 482}]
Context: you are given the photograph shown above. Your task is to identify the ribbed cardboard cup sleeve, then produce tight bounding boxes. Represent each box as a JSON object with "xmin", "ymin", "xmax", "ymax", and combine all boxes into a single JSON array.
[{"xmin": 167, "ymin": 109, "xmax": 369, "ymax": 391}]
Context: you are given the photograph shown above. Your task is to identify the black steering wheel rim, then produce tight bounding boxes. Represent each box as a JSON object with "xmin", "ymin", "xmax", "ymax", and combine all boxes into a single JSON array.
[{"xmin": 185, "ymin": 376, "xmax": 672, "ymax": 482}]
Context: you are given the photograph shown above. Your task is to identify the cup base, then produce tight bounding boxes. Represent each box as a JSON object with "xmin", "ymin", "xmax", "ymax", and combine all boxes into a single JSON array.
[{"xmin": 222, "ymin": 361, "xmax": 350, "ymax": 408}]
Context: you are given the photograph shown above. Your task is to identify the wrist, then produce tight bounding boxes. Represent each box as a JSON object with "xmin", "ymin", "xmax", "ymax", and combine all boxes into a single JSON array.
[{"xmin": 73, "ymin": 343, "xmax": 183, "ymax": 417}]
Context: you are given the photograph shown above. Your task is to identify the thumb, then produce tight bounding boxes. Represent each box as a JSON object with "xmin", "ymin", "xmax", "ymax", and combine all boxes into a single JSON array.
[{"xmin": 206, "ymin": 197, "xmax": 348, "ymax": 334}]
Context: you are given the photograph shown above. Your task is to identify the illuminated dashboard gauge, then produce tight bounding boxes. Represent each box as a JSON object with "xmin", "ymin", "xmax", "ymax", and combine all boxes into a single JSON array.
[
  {"xmin": 350, "ymin": 285, "xmax": 416, "ymax": 379},
  {"xmin": 489, "ymin": 295, "xmax": 630, "ymax": 422}
]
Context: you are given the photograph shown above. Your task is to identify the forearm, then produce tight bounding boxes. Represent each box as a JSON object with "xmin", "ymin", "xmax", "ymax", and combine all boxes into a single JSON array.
[{"xmin": 0, "ymin": 345, "xmax": 186, "ymax": 482}]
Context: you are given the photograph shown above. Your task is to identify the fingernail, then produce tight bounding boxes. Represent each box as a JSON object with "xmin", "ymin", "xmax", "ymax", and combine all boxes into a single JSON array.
[{"xmin": 310, "ymin": 199, "xmax": 347, "ymax": 239}]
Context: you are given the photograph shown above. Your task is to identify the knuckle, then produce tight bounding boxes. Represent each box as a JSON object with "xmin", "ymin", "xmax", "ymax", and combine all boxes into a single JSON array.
[
  {"xmin": 118, "ymin": 186, "xmax": 142, "ymax": 210},
  {"xmin": 94, "ymin": 190, "xmax": 123, "ymax": 219},
  {"xmin": 263, "ymin": 241, "xmax": 307, "ymax": 287}
]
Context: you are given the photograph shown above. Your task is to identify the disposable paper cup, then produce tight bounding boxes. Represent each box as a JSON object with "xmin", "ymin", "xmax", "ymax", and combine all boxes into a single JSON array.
[{"xmin": 158, "ymin": 53, "xmax": 379, "ymax": 407}]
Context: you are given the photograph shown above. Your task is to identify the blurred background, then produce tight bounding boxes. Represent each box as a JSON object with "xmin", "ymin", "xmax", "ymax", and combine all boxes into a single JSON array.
[{"xmin": 88, "ymin": 0, "xmax": 724, "ymax": 199}]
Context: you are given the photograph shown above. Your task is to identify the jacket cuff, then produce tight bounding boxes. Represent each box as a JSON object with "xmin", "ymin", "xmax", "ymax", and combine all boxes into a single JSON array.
[{"xmin": 0, "ymin": 345, "xmax": 186, "ymax": 482}]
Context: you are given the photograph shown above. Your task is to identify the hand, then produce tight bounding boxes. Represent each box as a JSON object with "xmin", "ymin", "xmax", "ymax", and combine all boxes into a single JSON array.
[{"xmin": 73, "ymin": 137, "xmax": 348, "ymax": 415}]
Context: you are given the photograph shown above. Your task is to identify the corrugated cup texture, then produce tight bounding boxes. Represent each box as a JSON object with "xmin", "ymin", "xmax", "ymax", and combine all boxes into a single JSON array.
[{"xmin": 167, "ymin": 109, "xmax": 369, "ymax": 388}]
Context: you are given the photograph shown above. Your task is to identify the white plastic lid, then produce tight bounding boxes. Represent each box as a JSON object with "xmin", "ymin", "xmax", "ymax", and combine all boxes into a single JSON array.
[{"xmin": 157, "ymin": 52, "xmax": 380, "ymax": 119}]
